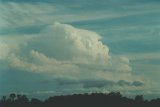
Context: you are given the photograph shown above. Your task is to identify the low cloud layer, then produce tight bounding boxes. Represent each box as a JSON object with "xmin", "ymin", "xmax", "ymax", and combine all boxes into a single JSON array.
[{"xmin": 57, "ymin": 79, "xmax": 144, "ymax": 88}]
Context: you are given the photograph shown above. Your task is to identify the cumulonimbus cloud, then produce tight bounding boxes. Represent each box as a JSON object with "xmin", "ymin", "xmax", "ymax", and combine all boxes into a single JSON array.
[{"xmin": 0, "ymin": 22, "xmax": 146, "ymax": 97}]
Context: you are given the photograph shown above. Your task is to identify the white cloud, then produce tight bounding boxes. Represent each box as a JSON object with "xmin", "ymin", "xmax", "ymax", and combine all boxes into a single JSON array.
[
  {"xmin": 0, "ymin": 1, "xmax": 159, "ymax": 97},
  {"xmin": 0, "ymin": 2, "xmax": 57, "ymax": 29},
  {"xmin": 0, "ymin": 22, "xmax": 143, "ymax": 87},
  {"xmin": 1, "ymin": 2, "xmax": 156, "ymax": 30},
  {"xmin": 0, "ymin": 2, "xmax": 148, "ymax": 93}
]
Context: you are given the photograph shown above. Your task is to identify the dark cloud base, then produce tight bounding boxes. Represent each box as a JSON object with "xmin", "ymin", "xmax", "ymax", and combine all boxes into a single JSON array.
[{"xmin": 57, "ymin": 78, "xmax": 144, "ymax": 88}]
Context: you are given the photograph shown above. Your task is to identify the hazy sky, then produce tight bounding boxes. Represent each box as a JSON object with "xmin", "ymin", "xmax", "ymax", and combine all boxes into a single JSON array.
[{"xmin": 0, "ymin": 0, "xmax": 160, "ymax": 99}]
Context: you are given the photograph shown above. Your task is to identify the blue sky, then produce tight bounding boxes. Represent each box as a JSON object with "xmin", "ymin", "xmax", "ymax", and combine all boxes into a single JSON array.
[{"xmin": 0, "ymin": 0, "xmax": 160, "ymax": 99}]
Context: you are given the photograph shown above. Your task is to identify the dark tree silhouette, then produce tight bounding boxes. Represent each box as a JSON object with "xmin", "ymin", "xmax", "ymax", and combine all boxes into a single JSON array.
[
  {"xmin": 135, "ymin": 95, "xmax": 144, "ymax": 101},
  {"xmin": 0, "ymin": 92, "xmax": 160, "ymax": 107},
  {"xmin": 1, "ymin": 96, "xmax": 6, "ymax": 103},
  {"xmin": 9, "ymin": 93, "xmax": 16, "ymax": 102}
]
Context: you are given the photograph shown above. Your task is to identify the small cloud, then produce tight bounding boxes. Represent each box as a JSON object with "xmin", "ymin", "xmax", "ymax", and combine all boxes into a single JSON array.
[
  {"xmin": 117, "ymin": 80, "xmax": 131, "ymax": 86},
  {"xmin": 132, "ymin": 81, "xmax": 145, "ymax": 87}
]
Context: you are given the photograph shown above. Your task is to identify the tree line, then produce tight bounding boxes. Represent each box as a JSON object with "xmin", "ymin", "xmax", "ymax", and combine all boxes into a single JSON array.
[{"xmin": 0, "ymin": 92, "xmax": 160, "ymax": 107}]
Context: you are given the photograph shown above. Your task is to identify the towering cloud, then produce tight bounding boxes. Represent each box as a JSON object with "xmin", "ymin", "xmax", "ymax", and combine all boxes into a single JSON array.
[
  {"xmin": 1, "ymin": 0, "xmax": 159, "ymax": 98},
  {"xmin": 0, "ymin": 22, "xmax": 143, "ymax": 91}
]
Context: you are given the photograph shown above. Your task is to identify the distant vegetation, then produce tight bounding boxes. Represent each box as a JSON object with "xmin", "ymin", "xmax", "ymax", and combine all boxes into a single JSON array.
[{"xmin": 0, "ymin": 92, "xmax": 160, "ymax": 107}]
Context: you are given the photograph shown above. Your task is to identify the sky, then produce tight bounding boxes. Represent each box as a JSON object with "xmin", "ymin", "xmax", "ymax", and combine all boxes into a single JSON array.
[{"xmin": 0, "ymin": 0, "xmax": 160, "ymax": 99}]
